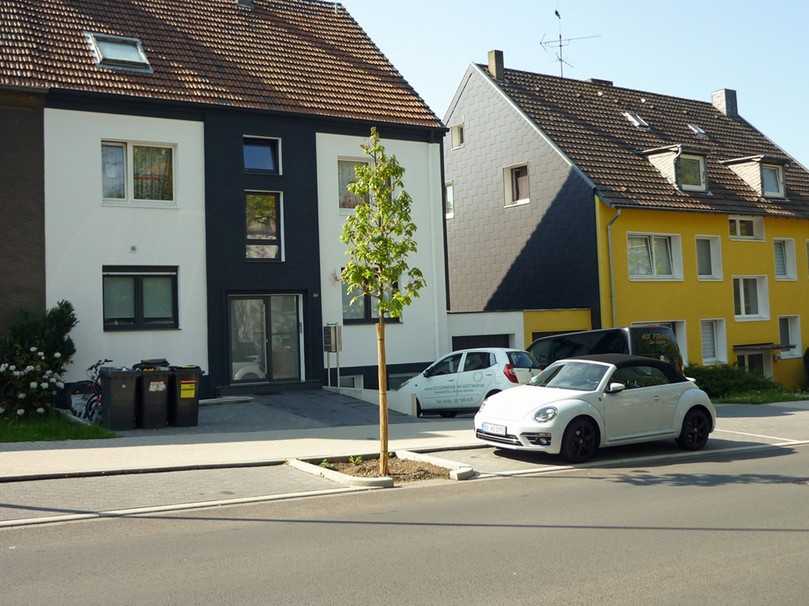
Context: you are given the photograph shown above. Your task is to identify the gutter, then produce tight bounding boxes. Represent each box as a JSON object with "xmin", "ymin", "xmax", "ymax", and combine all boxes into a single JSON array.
[{"xmin": 606, "ymin": 207, "xmax": 622, "ymax": 328}]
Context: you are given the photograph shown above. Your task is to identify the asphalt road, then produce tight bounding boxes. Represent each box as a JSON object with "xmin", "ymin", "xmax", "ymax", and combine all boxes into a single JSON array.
[{"xmin": 3, "ymin": 443, "xmax": 809, "ymax": 606}]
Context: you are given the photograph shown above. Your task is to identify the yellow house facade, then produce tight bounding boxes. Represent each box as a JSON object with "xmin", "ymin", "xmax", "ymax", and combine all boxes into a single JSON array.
[{"xmin": 596, "ymin": 201, "xmax": 809, "ymax": 386}]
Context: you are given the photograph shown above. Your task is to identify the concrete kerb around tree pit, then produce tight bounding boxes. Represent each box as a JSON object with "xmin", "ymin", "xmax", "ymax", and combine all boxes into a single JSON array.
[
  {"xmin": 395, "ymin": 449, "xmax": 476, "ymax": 480},
  {"xmin": 287, "ymin": 458, "xmax": 394, "ymax": 488}
]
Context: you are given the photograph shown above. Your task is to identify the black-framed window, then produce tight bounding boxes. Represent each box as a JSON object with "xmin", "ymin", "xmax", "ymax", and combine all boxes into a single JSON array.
[
  {"xmin": 102, "ymin": 266, "xmax": 178, "ymax": 331},
  {"xmin": 341, "ymin": 282, "xmax": 399, "ymax": 324},
  {"xmin": 243, "ymin": 137, "xmax": 281, "ymax": 174},
  {"xmin": 245, "ymin": 191, "xmax": 282, "ymax": 260}
]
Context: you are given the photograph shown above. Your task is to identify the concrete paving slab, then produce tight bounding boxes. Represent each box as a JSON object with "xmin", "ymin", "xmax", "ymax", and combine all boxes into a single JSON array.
[
  {"xmin": 716, "ymin": 402, "xmax": 809, "ymax": 443},
  {"xmin": 0, "ymin": 465, "xmax": 339, "ymax": 522},
  {"xmin": 434, "ymin": 431, "xmax": 784, "ymax": 476}
]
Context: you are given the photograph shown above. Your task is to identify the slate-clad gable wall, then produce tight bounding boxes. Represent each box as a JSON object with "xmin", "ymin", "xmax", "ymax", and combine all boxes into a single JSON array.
[
  {"xmin": 443, "ymin": 70, "xmax": 600, "ymax": 321},
  {"xmin": 0, "ymin": 93, "xmax": 45, "ymax": 333}
]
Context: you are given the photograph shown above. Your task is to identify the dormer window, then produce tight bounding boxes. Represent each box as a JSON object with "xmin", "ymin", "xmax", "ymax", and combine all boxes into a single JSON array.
[
  {"xmin": 678, "ymin": 154, "xmax": 706, "ymax": 191},
  {"xmin": 761, "ymin": 164, "xmax": 784, "ymax": 198},
  {"xmin": 87, "ymin": 33, "xmax": 151, "ymax": 72},
  {"xmin": 622, "ymin": 111, "xmax": 649, "ymax": 129}
]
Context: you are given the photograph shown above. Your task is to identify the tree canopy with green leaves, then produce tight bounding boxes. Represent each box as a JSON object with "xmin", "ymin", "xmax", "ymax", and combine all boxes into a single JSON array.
[{"xmin": 340, "ymin": 128, "xmax": 426, "ymax": 475}]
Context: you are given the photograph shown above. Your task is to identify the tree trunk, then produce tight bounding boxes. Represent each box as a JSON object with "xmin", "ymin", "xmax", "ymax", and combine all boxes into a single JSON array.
[{"xmin": 376, "ymin": 318, "xmax": 389, "ymax": 476}]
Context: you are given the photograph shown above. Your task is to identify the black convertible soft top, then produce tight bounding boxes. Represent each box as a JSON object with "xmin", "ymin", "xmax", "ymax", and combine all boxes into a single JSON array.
[{"xmin": 566, "ymin": 354, "xmax": 687, "ymax": 382}]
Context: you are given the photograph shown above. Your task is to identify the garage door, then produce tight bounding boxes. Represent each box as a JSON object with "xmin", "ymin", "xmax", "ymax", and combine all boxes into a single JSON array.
[{"xmin": 452, "ymin": 334, "xmax": 510, "ymax": 350}]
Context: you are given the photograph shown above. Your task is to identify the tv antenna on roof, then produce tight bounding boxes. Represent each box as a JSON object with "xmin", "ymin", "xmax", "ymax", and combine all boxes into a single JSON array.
[{"xmin": 540, "ymin": 9, "xmax": 600, "ymax": 78}]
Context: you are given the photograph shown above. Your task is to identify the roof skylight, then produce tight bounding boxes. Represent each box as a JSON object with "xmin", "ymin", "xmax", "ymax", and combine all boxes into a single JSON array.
[
  {"xmin": 688, "ymin": 123, "xmax": 707, "ymax": 138},
  {"xmin": 87, "ymin": 33, "xmax": 151, "ymax": 72},
  {"xmin": 622, "ymin": 111, "xmax": 649, "ymax": 129}
]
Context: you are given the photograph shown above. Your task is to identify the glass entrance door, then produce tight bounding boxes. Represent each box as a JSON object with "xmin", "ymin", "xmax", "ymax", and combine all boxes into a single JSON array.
[{"xmin": 229, "ymin": 295, "xmax": 301, "ymax": 384}]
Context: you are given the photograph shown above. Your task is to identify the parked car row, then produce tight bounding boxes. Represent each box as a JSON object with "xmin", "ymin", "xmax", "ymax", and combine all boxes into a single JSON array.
[{"xmin": 402, "ymin": 325, "xmax": 715, "ymax": 462}]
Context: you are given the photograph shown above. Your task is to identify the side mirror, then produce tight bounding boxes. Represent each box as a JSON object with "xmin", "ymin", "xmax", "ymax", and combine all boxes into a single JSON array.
[{"xmin": 606, "ymin": 382, "xmax": 626, "ymax": 394}]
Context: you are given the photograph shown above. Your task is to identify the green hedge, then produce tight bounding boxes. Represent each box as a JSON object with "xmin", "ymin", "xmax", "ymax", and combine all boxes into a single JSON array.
[{"xmin": 684, "ymin": 364, "xmax": 777, "ymax": 398}]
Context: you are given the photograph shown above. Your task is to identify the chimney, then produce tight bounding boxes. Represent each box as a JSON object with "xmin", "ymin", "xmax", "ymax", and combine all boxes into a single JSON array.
[
  {"xmin": 712, "ymin": 88, "xmax": 738, "ymax": 119},
  {"xmin": 237, "ymin": 0, "xmax": 255, "ymax": 9},
  {"xmin": 488, "ymin": 50, "xmax": 504, "ymax": 81}
]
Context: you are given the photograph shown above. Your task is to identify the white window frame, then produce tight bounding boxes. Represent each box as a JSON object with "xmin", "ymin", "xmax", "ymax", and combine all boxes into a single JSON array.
[
  {"xmin": 101, "ymin": 140, "xmax": 177, "ymax": 208},
  {"xmin": 243, "ymin": 135, "xmax": 283, "ymax": 175},
  {"xmin": 695, "ymin": 235, "xmax": 723, "ymax": 281},
  {"xmin": 86, "ymin": 32, "xmax": 152, "ymax": 73},
  {"xmin": 699, "ymin": 318, "xmax": 727, "ymax": 364},
  {"xmin": 678, "ymin": 154, "xmax": 707, "ymax": 192},
  {"xmin": 778, "ymin": 315, "xmax": 802, "ymax": 359},
  {"xmin": 244, "ymin": 189, "xmax": 285, "ymax": 263},
  {"xmin": 773, "ymin": 238, "xmax": 797, "ymax": 281},
  {"xmin": 732, "ymin": 275, "xmax": 769, "ymax": 321},
  {"xmin": 503, "ymin": 163, "xmax": 530, "ymax": 207},
  {"xmin": 627, "ymin": 232, "xmax": 683, "ymax": 281},
  {"xmin": 450, "ymin": 124, "xmax": 465, "ymax": 150},
  {"xmin": 728, "ymin": 215, "xmax": 764, "ymax": 241},
  {"xmin": 761, "ymin": 164, "xmax": 785, "ymax": 198},
  {"xmin": 445, "ymin": 182, "xmax": 455, "ymax": 219},
  {"xmin": 337, "ymin": 156, "xmax": 368, "ymax": 215},
  {"xmin": 736, "ymin": 352, "xmax": 774, "ymax": 378}
]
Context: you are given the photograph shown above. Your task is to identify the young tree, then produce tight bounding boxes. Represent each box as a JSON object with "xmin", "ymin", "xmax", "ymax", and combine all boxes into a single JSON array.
[{"xmin": 341, "ymin": 128, "xmax": 426, "ymax": 476}]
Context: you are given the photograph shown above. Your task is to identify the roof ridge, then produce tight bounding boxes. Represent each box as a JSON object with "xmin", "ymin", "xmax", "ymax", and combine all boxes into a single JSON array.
[{"xmin": 476, "ymin": 63, "xmax": 722, "ymax": 110}]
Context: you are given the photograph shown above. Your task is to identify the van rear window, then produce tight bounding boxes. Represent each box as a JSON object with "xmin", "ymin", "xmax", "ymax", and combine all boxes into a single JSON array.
[
  {"xmin": 507, "ymin": 351, "xmax": 539, "ymax": 368},
  {"xmin": 528, "ymin": 330, "xmax": 628, "ymax": 367}
]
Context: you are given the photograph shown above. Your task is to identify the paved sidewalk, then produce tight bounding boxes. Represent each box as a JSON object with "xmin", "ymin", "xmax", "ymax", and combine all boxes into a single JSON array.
[
  {"xmin": 0, "ymin": 465, "xmax": 340, "ymax": 522},
  {"xmin": 0, "ymin": 420, "xmax": 477, "ymax": 481}
]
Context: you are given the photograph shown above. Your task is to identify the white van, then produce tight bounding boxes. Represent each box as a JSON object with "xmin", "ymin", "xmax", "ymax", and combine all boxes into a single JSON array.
[{"xmin": 398, "ymin": 348, "xmax": 539, "ymax": 417}]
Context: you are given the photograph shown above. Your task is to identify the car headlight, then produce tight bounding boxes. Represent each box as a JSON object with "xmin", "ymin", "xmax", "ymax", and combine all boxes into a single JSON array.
[{"xmin": 534, "ymin": 406, "xmax": 558, "ymax": 423}]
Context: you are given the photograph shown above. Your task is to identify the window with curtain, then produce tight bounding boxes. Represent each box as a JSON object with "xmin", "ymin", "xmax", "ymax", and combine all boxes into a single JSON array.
[
  {"xmin": 102, "ymin": 142, "xmax": 126, "ymax": 199},
  {"xmin": 245, "ymin": 191, "xmax": 281, "ymax": 260},
  {"xmin": 133, "ymin": 146, "xmax": 173, "ymax": 201},
  {"xmin": 761, "ymin": 165, "xmax": 784, "ymax": 197},
  {"xmin": 696, "ymin": 239, "xmax": 713, "ymax": 276},
  {"xmin": 628, "ymin": 234, "xmax": 676, "ymax": 278},
  {"xmin": 445, "ymin": 183, "xmax": 455, "ymax": 218},
  {"xmin": 338, "ymin": 160, "xmax": 367, "ymax": 209},
  {"xmin": 773, "ymin": 239, "xmax": 795, "ymax": 279},
  {"xmin": 733, "ymin": 277, "xmax": 763, "ymax": 317},
  {"xmin": 700, "ymin": 320, "xmax": 717, "ymax": 361},
  {"xmin": 779, "ymin": 316, "xmax": 801, "ymax": 358}
]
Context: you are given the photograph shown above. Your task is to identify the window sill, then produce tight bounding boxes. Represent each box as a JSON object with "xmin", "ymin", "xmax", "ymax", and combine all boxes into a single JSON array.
[
  {"xmin": 728, "ymin": 236, "xmax": 765, "ymax": 242},
  {"xmin": 701, "ymin": 358, "xmax": 727, "ymax": 366},
  {"xmin": 680, "ymin": 185, "xmax": 707, "ymax": 193},
  {"xmin": 628, "ymin": 275, "xmax": 683, "ymax": 282},
  {"xmin": 451, "ymin": 144, "xmax": 465, "ymax": 151},
  {"xmin": 775, "ymin": 276, "xmax": 797, "ymax": 282},
  {"xmin": 244, "ymin": 169, "xmax": 282, "ymax": 177},
  {"xmin": 339, "ymin": 207, "xmax": 358, "ymax": 217},
  {"xmin": 734, "ymin": 315, "xmax": 769, "ymax": 323},
  {"xmin": 445, "ymin": 213, "xmax": 454, "ymax": 220},
  {"xmin": 780, "ymin": 353, "xmax": 802, "ymax": 360},
  {"xmin": 102, "ymin": 200, "xmax": 178, "ymax": 209},
  {"xmin": 245, "ymin": 258, "xmax": 284, "ymax": 263},
  {"xmin": 104, "ymin": 325, "xmax": 180, "ymax": 332},
  {"xmin": 504, "ymin": 199, "xmax": 530, "ymax": 208},
  {"xmin": 697, "ymin": 275, "xmax": 723, "ymax": 282},
  {"xmin": 762, "ymin": 192, "xmax": 786, "ymax": 199},
  {"xmin": 343, "ymin": 319, "xmax": 402, "ymax": 326}
]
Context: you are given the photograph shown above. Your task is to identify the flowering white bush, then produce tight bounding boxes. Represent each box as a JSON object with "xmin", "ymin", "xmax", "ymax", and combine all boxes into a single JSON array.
[{"xmin": 0, "ymin": 344, "xmax": 67, "ymax": 417}]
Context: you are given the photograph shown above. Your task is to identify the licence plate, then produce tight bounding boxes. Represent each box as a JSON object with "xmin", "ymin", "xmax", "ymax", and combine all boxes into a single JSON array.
[{"xmin": 481, "ymin": 422, "xmax": 507, "ymax": 436}]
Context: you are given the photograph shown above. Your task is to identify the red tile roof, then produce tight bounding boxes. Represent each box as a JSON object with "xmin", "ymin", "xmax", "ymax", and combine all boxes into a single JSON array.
[
  {"xmin": 0, "ymin": 0, "xmax": 442, "ymax": 129},
  {"xmin": 481, "ymin": 66, "xmax": 809, "ymax": 217}
]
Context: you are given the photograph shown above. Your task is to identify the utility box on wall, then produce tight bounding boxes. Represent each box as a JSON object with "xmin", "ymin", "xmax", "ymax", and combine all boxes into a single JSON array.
[{"xmin": 323, "ymin": 324, "xmax": 342, "ymax": 353}]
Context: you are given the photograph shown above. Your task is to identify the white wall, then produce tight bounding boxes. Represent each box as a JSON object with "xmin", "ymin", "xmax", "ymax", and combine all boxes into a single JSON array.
[
  {"xmin": 316, "ymin": 133, "xmax": 449, "ymax": 368},
  {"xmin": 44, "ymin": 109, "xmax": 208, "ymax": 381},
  {"xmin": 447, "ymin": 311, "xmax": 525, "ymax": 350}
]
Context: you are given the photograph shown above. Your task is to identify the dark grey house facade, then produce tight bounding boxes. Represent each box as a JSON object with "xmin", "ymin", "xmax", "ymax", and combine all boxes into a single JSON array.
[{"xmin": 443, "ymin": 51, "xmax": 601, "ymax": 327}]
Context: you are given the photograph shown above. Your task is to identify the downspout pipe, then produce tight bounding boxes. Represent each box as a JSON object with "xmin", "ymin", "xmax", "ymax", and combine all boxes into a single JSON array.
[{"xmin": 606, "ymin": 208, "xmax": 622, "ymax": 328}]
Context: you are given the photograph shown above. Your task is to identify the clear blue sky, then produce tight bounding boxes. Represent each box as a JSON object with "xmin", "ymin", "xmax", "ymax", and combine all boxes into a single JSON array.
[{"xmin": 341, "ymin": 0, "xmax": 808, "ymax": 164}]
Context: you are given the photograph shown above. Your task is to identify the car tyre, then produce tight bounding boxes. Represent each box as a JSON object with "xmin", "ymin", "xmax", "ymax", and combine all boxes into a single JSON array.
[
  {"xmin": 677, "ymin": 407, "xmax": 710, "ymax": 451},
  {"xmin": 416, "ymin": 400, "xmax": 424, "ymax": 418},
  {"xmin": 560, "ymin": 417, "xmax": 599, "ymax": 463}
]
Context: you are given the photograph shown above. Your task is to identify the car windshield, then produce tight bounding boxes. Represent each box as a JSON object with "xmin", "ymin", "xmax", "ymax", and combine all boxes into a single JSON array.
[{"xmin": 529, "ymin": 362, "xmax": 607, "ymax": 391}]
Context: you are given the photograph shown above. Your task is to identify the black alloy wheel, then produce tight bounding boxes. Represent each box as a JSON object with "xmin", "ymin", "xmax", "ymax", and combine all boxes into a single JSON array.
[
  {"xmin": 677, "ymin": 408, "xmax": 710, "ymax": 451},
  {"xmin": 560, "ymin": 417, "xmax": 598, "ymax": 462}
]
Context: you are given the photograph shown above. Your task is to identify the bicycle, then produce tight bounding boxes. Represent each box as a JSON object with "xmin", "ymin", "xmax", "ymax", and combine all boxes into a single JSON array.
[{"xmin": 70, "ymin": 359, "xmax": 112, "ymax": 423}]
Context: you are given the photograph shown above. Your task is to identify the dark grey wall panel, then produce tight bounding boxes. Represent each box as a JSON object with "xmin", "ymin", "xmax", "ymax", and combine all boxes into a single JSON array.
[{"xmin": 0, "ymin": 93, "xmax": 45, "ymax": 333}]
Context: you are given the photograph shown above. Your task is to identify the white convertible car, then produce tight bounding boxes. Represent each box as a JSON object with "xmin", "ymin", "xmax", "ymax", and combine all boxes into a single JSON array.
[{"xmin": 474, "ymin": 354, "xmax": 716, "ymax": 462}]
